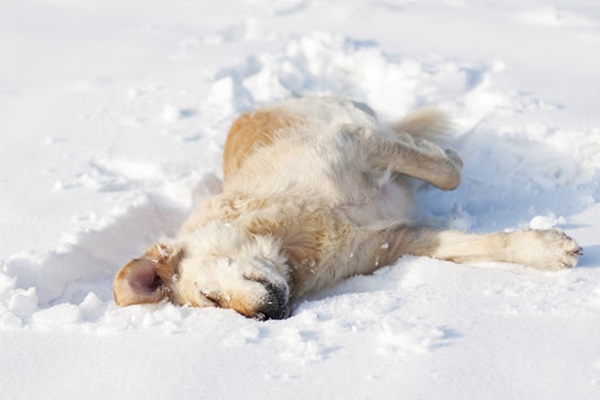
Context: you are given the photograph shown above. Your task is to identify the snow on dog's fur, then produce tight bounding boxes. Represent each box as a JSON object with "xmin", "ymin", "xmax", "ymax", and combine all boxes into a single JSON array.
[{"xmin": 113, "ymin": 97, "xmax": 582, "ymax": 320}]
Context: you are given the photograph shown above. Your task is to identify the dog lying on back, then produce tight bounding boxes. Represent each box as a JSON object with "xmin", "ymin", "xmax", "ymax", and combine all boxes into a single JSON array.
[{"xmin": 113, "ymin": 97, "xmax": 582, "ymax": 320}]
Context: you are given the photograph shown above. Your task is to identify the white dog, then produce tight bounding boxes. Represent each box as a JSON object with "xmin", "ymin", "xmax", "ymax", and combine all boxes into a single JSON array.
[{"xmin": 113, "ymin": 97, "xmax": 582, "ymax": 319}]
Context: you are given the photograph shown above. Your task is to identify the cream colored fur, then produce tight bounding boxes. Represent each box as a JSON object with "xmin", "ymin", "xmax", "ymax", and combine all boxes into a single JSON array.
[{"xmin": 113, "ymin": 96, "xmax": 582, "ymax": 320}]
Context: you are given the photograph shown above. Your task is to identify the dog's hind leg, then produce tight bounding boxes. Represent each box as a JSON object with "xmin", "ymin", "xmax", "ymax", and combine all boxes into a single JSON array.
[
  {"xmin": 374, "ymin": 226, "xmax": 582, "ymax": 271},
  {"xmin": 366, "ymin": 130, "xmax": 463, "ymax": 191}
]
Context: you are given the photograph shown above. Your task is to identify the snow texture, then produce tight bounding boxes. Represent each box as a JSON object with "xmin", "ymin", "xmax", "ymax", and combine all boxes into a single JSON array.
[{"xmin": 1, "ymin": 0, "xmax": 600, "ymax": 399}]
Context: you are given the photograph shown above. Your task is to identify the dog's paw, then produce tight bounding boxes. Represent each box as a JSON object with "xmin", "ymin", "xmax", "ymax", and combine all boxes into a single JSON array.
[
  {"xmin": 436, "ymin": 148, "xmax": 463, "ymax": 190},
  {"xmin": 444, "ymin": 148, "xmax": 463, "ymax": 170},
  {"xmin": 516, "ymin": 229, "xmax": 583, "ymax": 271}
]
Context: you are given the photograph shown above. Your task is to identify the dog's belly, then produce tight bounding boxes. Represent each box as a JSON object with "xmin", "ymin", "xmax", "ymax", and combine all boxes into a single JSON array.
[{"xmin": 337, "ymin": 176, "xmax": 416, "ymax": 229}]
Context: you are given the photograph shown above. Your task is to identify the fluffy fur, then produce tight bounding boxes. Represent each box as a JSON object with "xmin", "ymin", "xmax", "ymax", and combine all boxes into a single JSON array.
[{"xmin": 113, "ymin": 96, "xmax": 582, "ymax": 320}]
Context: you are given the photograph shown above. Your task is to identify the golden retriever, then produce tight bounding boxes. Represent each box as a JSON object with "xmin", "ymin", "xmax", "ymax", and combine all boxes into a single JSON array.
[{"xmin": 113, "ymin": 97, "xmax": 582, "ymax": 319}]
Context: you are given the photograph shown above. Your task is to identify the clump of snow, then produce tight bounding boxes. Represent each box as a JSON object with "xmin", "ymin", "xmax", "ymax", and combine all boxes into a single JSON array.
[
  {"xmin": 377, "ymin": 316, "xmax": 446, "ymax": 355},
  {"xmin": 8, "ymin": 288, "xmax": 39, "ymax": 317},
  {"xmin": 529, "ymin": 212, "xmax": 567, "ymax": 230},
  {"xmin": 1, "ymin": 0, "xmax": 600, "ymax": 399}
]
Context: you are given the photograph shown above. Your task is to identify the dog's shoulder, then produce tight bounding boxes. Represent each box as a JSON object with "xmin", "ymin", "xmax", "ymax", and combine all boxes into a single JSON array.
[{"xmin": 223, "ymin": 108, "xmax": 306, "ymax": 180}]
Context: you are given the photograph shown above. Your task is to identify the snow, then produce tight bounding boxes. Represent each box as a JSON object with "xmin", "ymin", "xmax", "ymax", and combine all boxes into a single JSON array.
[{"xmin": 1, "ymin": 0, "xmax": 600, "ymax": 398}]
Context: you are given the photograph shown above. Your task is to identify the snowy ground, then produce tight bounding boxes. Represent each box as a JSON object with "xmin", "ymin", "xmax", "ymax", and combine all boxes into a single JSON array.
[{"xmin": 1, "ymin": 0, "xmax": 600, "ymax": 398}]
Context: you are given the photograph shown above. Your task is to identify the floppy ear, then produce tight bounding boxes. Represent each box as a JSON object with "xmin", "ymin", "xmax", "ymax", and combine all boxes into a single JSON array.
[{"xmin": 113, "ymin": 243, "xmax": 181, "ymax": 306}]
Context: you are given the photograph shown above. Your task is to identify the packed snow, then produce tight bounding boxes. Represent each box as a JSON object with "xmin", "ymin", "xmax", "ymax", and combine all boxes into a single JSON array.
[{"xmin": 1, "ymin": 0, "xmax": 600, "ymax": 399}]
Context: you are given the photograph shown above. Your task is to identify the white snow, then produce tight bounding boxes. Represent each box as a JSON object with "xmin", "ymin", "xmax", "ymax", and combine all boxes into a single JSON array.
[{"xmin": 1, "ymin": 0, "xmax": 600, "ymax": 399}]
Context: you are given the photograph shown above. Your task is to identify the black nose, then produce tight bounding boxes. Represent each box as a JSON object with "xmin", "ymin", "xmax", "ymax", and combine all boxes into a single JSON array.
[
  {"xmin": 251, "ymin": 279, "xmax": 290, "ymax": 320},
  {"xmin": 253, "ymin": 304, "xmax": 290, "ymax": 321}
]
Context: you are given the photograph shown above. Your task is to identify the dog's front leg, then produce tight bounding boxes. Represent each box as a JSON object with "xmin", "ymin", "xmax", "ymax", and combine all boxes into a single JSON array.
[
  {"xmin": 376, "ymin": 226, "xmax": 582, "ymax": 271},
  {"xmin": 367, "ymin": 132, "xmax": 463, "ymax": 191}
]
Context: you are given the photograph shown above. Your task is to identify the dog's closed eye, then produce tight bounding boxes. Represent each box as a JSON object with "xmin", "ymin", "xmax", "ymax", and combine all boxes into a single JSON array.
[{"xmin": 200, "ymin": 290, "xmax": 223, "ymax": 307}]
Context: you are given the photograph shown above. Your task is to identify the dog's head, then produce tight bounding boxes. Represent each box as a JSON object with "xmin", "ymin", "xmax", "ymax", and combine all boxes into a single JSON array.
[{"xmin": 113, "ymin": 222, "xmax": 291, "ymax": 320}]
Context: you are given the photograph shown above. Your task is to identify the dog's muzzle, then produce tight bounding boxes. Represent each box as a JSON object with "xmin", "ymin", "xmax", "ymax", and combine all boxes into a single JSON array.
[{"xmin": 245, "ymin": 275, "xmax": 290, "ymax": 320}]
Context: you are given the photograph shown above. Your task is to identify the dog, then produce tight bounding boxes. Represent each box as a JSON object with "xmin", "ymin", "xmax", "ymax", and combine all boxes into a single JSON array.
[{"xmin": 113, "ymin": 96, "xmax": 582, "ymax": 320}]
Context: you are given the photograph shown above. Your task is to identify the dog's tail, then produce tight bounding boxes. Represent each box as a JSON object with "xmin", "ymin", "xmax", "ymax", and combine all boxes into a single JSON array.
[{"xmin": 390, "ymin": 108, "xmax": 450, "ymax": 143}]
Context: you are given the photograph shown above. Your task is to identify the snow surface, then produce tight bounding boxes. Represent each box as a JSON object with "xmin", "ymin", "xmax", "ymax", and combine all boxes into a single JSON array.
[{"xmin": 1, "ymin": 0, "xmax": 600, "ymax": 399}]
